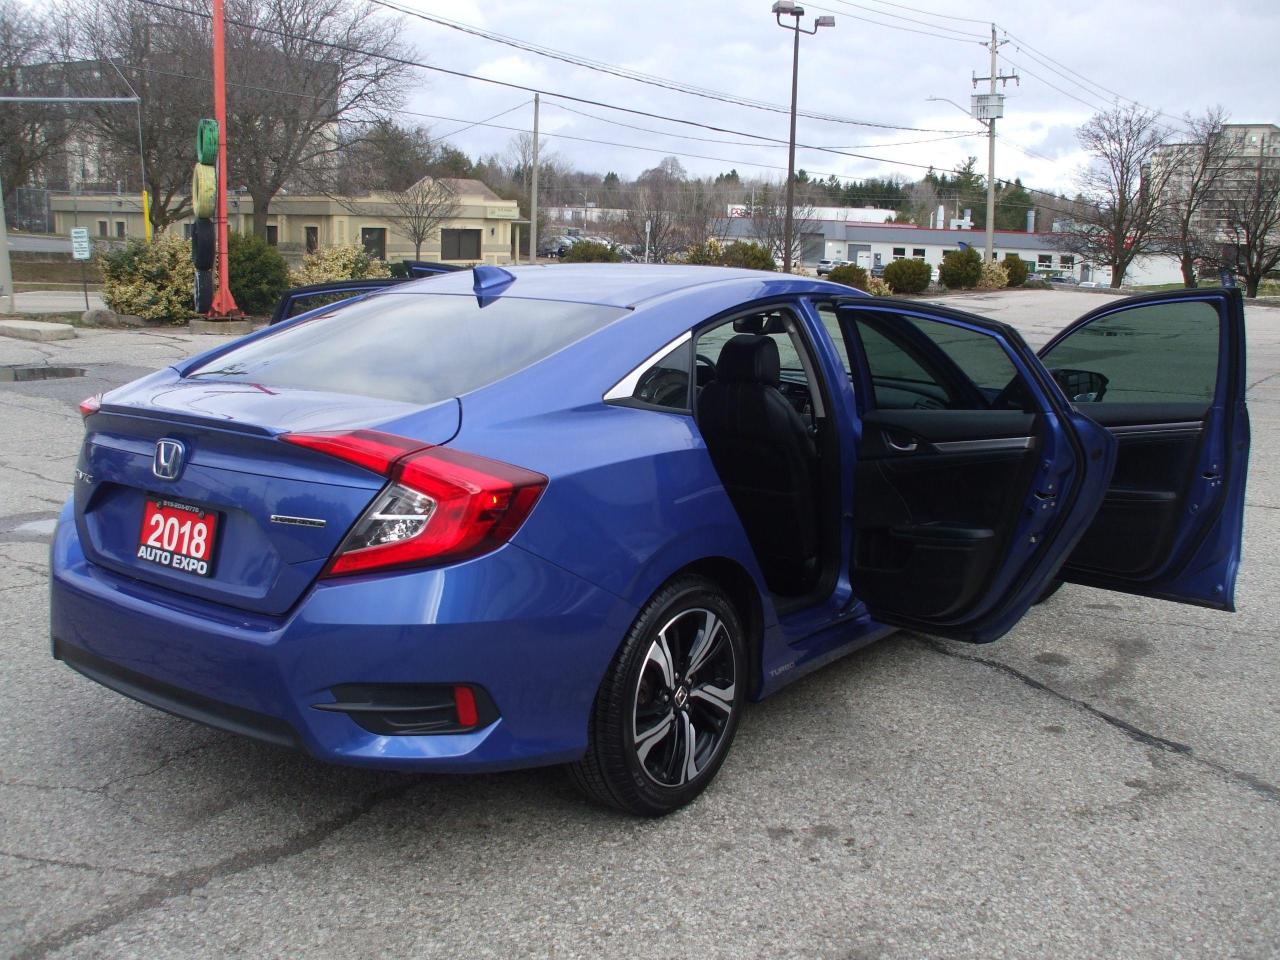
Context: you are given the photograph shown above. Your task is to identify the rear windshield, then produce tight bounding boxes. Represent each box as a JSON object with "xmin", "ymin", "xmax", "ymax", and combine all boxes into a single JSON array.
[{"xmin": 188, "ymin": 293, "xmax": 627, "ymax": 404}]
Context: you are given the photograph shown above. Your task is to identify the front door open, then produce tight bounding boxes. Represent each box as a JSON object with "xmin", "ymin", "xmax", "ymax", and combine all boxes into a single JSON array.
[{"xmin": 1038, "ymin": 288, "xmax": 1250, "ymax": 610}]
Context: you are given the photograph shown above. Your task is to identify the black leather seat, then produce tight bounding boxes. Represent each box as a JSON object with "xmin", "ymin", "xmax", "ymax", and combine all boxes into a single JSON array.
[{"xmin": 697, "ymin": 334, "xmax": 819, "ymax": 594}]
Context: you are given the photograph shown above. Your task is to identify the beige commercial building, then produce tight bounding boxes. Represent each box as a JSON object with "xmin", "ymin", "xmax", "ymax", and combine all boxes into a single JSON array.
[{"xmin": 50, "ymin": 178, "xmax": 524, "ymax": 265}]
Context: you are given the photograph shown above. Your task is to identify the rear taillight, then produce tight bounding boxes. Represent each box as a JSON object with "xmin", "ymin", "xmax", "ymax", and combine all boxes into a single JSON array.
[
  {"xmin": 78, "ymin": 394, "xmax": 101, "ymax": 418},
  {"xmin": 282, "ymin": 430, "xmax": 547, "ymax": 577}
]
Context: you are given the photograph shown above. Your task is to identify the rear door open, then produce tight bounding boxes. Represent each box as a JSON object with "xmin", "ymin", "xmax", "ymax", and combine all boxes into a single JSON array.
[{"xmin": 829, "ymin": 299, "xmax": 1115, "ymax": 643}]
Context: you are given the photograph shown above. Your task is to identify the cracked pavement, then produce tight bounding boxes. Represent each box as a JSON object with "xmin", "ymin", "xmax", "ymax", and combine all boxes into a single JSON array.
[{"xmin": 1, "ymin": 292, "xmax": 1277, "ymax": 959}]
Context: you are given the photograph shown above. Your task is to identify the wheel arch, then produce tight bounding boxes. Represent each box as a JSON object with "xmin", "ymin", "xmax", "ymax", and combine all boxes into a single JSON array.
[{"xmin": 664, "ymin": 556, "xmax": 767, "ymax": 699}]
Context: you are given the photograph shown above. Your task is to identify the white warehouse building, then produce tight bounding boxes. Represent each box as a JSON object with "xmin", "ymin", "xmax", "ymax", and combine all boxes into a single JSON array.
[{"xmin": 718, "ymin": 218, "xmax": 1184, "ymax": 285}]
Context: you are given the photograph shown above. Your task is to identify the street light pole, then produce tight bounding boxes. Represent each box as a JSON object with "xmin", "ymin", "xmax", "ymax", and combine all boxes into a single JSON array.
[{"xmin": 772, "ymin": 3, "xmax": 833, "ymax": 274}]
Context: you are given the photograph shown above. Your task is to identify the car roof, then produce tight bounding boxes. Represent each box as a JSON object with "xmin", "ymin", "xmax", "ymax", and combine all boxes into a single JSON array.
[{"xmin": 385, "ymin": 263, "xmax": 833, "ymax": 308}]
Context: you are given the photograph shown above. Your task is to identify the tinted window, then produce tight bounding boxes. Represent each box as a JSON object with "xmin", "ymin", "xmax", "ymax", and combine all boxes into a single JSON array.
[
  {"xmin": 189, "ymin": 294, "xmax": 626, "ymax": 405},
  {"xmin": 816, "ymin": 303, "xmax": 853, "ymax": 375},
  {"xmin": 1040, "ymin": 300, "xmax": 1219, "ymax": 404},
  {"xmin": 850, "ymin": 310, "xmax": 1024, "ymax": 411},
  {"xmin": 624, "ymin": 340, "xmax": 692, "ymax": 410}
]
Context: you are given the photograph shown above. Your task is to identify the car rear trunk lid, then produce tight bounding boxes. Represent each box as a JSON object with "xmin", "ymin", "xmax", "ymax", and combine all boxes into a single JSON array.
[{"xmin": 74, "ymin": 378, "xmax": 460, "ymax": 616}]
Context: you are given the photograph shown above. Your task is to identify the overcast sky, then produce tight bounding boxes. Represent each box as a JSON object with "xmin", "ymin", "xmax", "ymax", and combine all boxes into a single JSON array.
[{"xmin": 385, "ymin": 0, "xmax": 1279, "ymax": 202}]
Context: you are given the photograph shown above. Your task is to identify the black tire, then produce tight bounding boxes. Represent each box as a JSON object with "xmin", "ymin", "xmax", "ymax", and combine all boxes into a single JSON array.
[
  {"xmin": 193, "ymin": 268, "xmax": 214, "ymax": 314},
  {"xmin": 1035, "ymin": 578, "xmax": 1064, "ymax": 604},
  {"xmin": 569, "ymin": 575, "xmax": 746, "ymax": 816},
  {"xmin": 192, "ymin": 218, "xmax": 215, "ymax": 270}
]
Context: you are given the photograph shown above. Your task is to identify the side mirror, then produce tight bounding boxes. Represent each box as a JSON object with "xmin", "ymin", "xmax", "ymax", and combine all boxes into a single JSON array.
[{"xmin": 1050, "ymin": 368, "xmax": 1109, "ymax": 403}]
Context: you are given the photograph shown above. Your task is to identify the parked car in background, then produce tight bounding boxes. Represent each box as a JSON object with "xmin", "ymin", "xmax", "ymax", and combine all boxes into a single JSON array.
[
  {"xmin": 53, "ymin": 266, "xmax": 1249, "ymax": 816},
  {"xmin": 816, "ymin": 258, "xmax": 849, "ymax": 276}
]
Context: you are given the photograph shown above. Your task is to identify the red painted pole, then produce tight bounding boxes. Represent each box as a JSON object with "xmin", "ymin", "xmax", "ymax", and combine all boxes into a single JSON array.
[{"xmin": 209, "ymin": 0, "xmax": 239, "ymax": 316}]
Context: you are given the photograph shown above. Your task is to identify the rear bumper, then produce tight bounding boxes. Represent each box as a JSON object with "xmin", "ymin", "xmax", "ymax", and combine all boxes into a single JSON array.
[{"xmin": 50, "ymin": 506, "xmax": 635, "ymax": 772}]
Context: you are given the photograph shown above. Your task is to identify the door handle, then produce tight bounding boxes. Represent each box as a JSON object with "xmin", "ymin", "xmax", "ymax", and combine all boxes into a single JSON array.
[{"xmin": 885, "ymin": 433, "xmax": 918, "ymax": 453}]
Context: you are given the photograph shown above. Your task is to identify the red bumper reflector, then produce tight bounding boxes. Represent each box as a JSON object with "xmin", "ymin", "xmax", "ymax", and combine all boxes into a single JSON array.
[{"xmin": 453, "ymin": 685, "xmax": 479, "ymax": 727}]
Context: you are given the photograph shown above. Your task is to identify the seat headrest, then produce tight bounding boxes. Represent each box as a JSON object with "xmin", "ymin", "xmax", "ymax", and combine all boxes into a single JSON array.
[{"xmin": 717, "ymin": 334, "xmax": 780, "ymax": 385}]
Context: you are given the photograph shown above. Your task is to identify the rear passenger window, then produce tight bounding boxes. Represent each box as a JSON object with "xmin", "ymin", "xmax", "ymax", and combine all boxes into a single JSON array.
[
  {"xmin": 846, "ymin": 309, "xmax": 1028, "ymax": 411},
  {"xmin": 1040, "ymin": 300, "xmax": 1219, "ymax": 404},
  {"xmin": 621, "ymin": 339, "xmax": 692, "ymax": 410}
]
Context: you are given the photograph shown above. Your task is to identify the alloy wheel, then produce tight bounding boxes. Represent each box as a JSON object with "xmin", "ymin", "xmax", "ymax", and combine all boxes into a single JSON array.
[{"xmin": 632, "ymin": 607, "xmax": 738, "ymax": 787}]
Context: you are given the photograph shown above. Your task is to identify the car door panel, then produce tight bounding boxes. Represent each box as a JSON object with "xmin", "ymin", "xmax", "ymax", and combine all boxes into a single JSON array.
[
  {"xmin": 1038, "ymin": 289, "xmax": 1248, "ymax": 610},
  {"xmin": 833, "ymin": 300, "xmax": 1115, "ymax": 642}
]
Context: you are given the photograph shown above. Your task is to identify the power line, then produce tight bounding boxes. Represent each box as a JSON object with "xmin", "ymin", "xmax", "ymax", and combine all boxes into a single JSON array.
[
  {"xmin": 804, "ymin": 1, "xmax": 984, "ymax": 44},
  {"xmin": 1001, "ymin": 56, "xmax": 1109, "ymax": 114},
  {"xmin": 368, "ymin": 0, "xmax": 973, "ymax": 132},
  {"xmin": 856, "ymin": 0, "xmax": 993, "ymax": 25},
  {"xmin": 817, "ymin": 0, "xmax": 986, "ymax": 39},
  {"xmin": 129, "ymin": 0, "xmax": 974, "ymax": 143},
  {"xmin": 1003, "ymin": 32, "xmax": 1187, "ymax": 134},
  {"xmin": 121, "ymin": 0, "xmax": 1071, "ymax": 205},
  {"xmin": 549, "ymin": 101, "xmax": 977, "ymax": 151}
]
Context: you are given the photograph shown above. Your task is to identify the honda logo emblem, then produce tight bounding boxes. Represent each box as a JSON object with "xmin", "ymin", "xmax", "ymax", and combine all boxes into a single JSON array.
[{"xmin": 152, "ymin": 439, "xmax": 186, "ymax": 481}]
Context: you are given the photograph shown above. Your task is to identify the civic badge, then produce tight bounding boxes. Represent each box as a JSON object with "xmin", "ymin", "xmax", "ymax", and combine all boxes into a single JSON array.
[{"xmin": 152, "ymin": 439, "xmax": 186, "ymax": 481}]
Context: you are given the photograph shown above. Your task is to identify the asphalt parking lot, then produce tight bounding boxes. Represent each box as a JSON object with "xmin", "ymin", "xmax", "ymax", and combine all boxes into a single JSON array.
[{"xmin": 1, "ymin": 289, "xmax": 1277, "ymax": 959}]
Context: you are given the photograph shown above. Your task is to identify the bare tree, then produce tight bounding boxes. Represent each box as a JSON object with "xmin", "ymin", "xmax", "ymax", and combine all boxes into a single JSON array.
[
  {"xmin": 1056, "ymin": 106, "xmax": 1175, "ymax": 288},
  {"xmin": 380, "ymin": 177, "xmax": 460, "ymax": 260},
  {"xmin": 620, "ymin": 157, "xmax": 686, "ymax": 261},
  {"xmin": 504, "ymin": 131, "xmax": 567, "ymax": 250},
  {"xmin": 676, "ymin": 178, "xmax": 731, "ymax": 249},
  {"xmin": 621, "ymin": 182, "xmax": 681, "ymax": 261},
  {"xmin": 1159, "ymin": 107, "xmax": 1242, "ymax": 287},
  {"xmin": 1213, "ymin": 133, "xmax": 1280, "ymax": 298},
  {"xmin": 320, "ymin": 119, "xmax": 433, "ymax": 195},
  {"xmin": 747, "ymin": 180, "xmax": 817, "ymax": 270},
  {"xmin": 224, "ymin": 0, "xmax": 412, "ymax": 237},
  {"xmin": 60, "ymin": 0, "xmax": 208, "ymax": 232},
  {"xmin": 0, "ymin": 0, "xmax": 72, "ymax": 209}
]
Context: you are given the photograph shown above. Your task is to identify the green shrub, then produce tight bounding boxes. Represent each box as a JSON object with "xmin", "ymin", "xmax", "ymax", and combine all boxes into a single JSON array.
[
  {"xmin": 1002, "ymin": 253, "xmax": 1028, "ymax": 287},
  {"xmin": 291, "ymin": 244, "xmax": 391, "ymax": 286},
  {"xmin": 685, "ymin": 239, "xmax": 776, "ymax": 271},
  {"xmin": 559, "ymin": 239, "xmax": 620, "ymax": 263},
  {"xmin": 827, "ymin": 263, "xmax": 869, "ymax": 290},
  {"xmin": 100, "ymin": 234, "xmax": 196, "ymax": 323},
  {"xmin": 882, "ymin": 258, "xmax": 932, "ymax": 294},
  {"xmin": 939, "ymin": 246, "xmax": 983, "ymax": 289},
  {"xmin": 683, "ymin": 240, "xmax": 721, "ymax": 265},
  {"xmin": 226, "ymin": 232, "xmax": 289, "ymax": 314},
  {"xmin": 718, "ymin": 241, "xmax": 776, "ymax": 271}
]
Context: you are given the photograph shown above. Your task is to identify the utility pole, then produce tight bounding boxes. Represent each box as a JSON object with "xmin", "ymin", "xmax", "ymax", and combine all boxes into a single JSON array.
[
  {"xmin": 972, "ymin": 25, "xmax": 1017, "ymax": 265},
  {"xmin": 530, "ymin": 93, "xmax": 539, "ymax": 265}
]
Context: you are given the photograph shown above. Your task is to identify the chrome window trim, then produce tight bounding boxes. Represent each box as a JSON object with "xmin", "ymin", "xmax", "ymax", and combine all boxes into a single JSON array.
[
  {"xmin": 1106, "ymin": 421, "xmax": 1204, "ymax": 436},
  {"xmin": 603, "ymin": 331, "xmax": 693, "ymax": 403},
  {"xmin": 932, "ymin": 436, "xmax": 1035, "ymax": 453}
]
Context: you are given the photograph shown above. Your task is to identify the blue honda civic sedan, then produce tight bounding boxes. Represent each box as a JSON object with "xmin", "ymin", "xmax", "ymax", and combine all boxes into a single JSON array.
[{"xmin": 51, "ymin": 265, "xmax": 1249, "ymax": 815}]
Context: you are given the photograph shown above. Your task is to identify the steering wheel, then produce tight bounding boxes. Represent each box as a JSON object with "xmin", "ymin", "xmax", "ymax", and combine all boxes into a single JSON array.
[
  {"xmin": 695, "ymin": 353, "xmax": 717, "ymax": 387},
  {"xmin": 634, "ymin": 367, "xmax": 690, "ymax": 407}
]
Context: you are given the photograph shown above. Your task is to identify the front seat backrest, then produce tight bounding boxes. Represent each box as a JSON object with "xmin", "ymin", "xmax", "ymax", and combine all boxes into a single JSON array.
[{"xmin": 697, "ymin": 334, "xmax": 819, "ymax": 594}]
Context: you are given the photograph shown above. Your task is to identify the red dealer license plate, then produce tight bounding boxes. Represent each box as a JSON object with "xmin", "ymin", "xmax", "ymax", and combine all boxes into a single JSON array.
[{"xmin": 137, "ymin": 498, "xmax": 219, "ymax": 577}]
